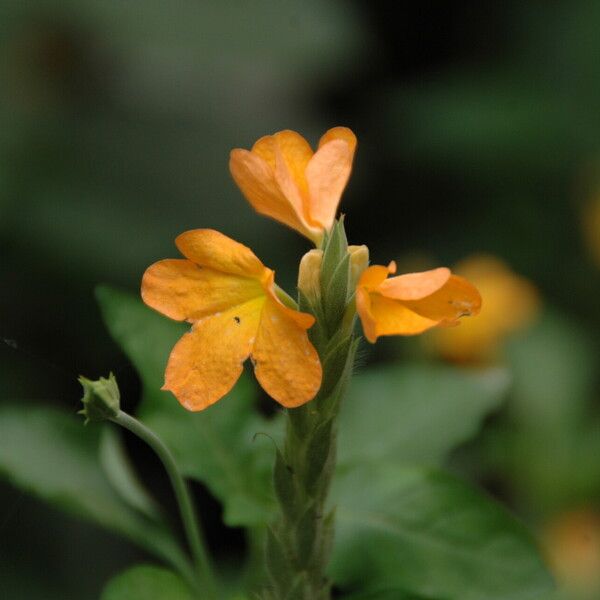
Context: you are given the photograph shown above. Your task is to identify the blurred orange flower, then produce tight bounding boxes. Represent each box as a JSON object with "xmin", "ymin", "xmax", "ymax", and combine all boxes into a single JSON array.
[
  {"xmin": 142, "ymin": 229, "xmax": 322, "ymax": 411},
  {"xmin": 582, "ymin": 192, "xmax": 600, "ymax": 267},
  {"xmin": 356, "ymin": 262, "xmax": 481, "ymax": 343},
  {"xmin": 229, "ymin": 127, "xmax": 357, "ymax": 244},
  {"xmin": 543, "ymin": 509, "xmax": 600, "ymax": 595},
  {"xmin": 432, "ymin": 255, "xmax": 539, "ymax": 362}
]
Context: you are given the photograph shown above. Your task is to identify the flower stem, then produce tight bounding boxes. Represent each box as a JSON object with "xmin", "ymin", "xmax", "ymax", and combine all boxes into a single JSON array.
[{"xmin": 111, "ymin": 410, "xmax": 218, "ymax": 599}]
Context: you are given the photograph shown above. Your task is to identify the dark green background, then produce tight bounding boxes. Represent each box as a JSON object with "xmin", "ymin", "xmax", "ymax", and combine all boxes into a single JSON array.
[{"xmin": 2, "ymin": 2, "xmax": 600, "ymax": 598}]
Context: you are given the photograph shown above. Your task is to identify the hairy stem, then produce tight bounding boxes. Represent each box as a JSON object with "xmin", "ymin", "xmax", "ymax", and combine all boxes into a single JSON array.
[{"xmin": 265, "ymin": 219, "xmax": 358, "ymax": 599}]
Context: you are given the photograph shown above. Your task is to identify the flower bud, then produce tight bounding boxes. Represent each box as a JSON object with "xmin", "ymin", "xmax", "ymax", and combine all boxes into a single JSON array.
[
  {"xmin": 78, "ymin": 373, "xmax": 120, "ymax": 424},
  {"xmin": 348, "ymin": 245, "xmax": 369, "ymax": 290},
  {"xmin": 298, "ymin": 249, "xmax": 323, "ymax": 300}
]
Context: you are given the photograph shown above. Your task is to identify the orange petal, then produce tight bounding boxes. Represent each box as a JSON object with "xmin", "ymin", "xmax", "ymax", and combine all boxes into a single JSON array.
[
  {"xmin": 263, "ymin": 271, "xmax": 315, "ymax": 329},
  {"xmin": 305, "ymin": 127, "xmax": 357, "ymax": 230},
  {"xmin": 142, "ymin": 258, "xmax": 264, "ymax": 322},
  {"xmin": 272, "ymin": 130, "xmax": 313, "ymax": 197},
  {"xmin": 252, "ymin": 299, "xmax": 322, "ymax": 408},
  {"xmin": 163, "ymin": 298, "xmax": 264, "ymax": 411},
  {"xmin": 379, "ymin": 267, "xmax": 451, "ymax": 300},
  {"xmin": 402, "ymin": 274, "xmax": 482, "ymax": 322},
  {"xmin": 355, "ymin": 286, "xmax": 378, "ymax": 343},
  {"xmin": 251, "ymin": 135, "xmax": 277, "ymax": 169},
  {"xmin": 363, "ymin": 293, "xmax": 440, "ymax": 340},
  {"xmin": 252, "ymin": 131, "xmax": 313, "ymax": 221},
  {"xmin": 358, "ymin": 262, "xmax": 397, "ymax": 292},
  {"xmin": 318, "ymin": 126, "xmax": 357, "ymax": 153},
  {"xmin": 252, "ymin": 130, "xmax": 313, "ymax": 178},
  {"xmin": 175, "ymin": 229, "xmax": 268, "ymax": 280},
  {"xmin": 229, "ymin": 149, "xmax": 318, "ymax": 241}
]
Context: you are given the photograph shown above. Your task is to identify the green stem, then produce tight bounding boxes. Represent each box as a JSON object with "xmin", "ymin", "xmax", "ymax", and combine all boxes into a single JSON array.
[
  {"xmin": 111, "ymin": 410, "xmax": 218, "ymax": 599},
  {"xmin": 265, "ymin": 218, "xmax": 358, "ymax": 599}
]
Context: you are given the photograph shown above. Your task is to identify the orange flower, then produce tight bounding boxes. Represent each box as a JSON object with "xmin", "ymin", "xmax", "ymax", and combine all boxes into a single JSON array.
[
  {"xmin": 432, "ymin": 255, "xmax": 539, "ymax": 362},
  {"xmin": 543, "ymin": 509, "xmax": 600, "ymax": 594},
  {"xmin": 141, "ymin": 230, "xmax": 322, "ymax": 411},
  {"xmin": 229, "ymin": 127, "xmax": 357, "ymax": 244},
  {"xmin": 356, "ymin": 262, "xmax": 481, "ymax": 342}
]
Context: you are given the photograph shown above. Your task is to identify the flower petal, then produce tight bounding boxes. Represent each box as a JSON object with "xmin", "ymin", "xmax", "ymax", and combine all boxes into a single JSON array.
[
  {"xmin": 379, "ymin": 267, "xmax": 451, "ymax": 300},
  {"xmin": 142, "ymin": 258, "xmax": 264, "ymax": 322},
  {"xmin": 273, "ymin": 139, "xmax": 311, "ymax": 228},
  {"xmin": 305, "ymin": 127, "xmax": 357, "ymax": 230},
  {"xmin": 252, "ymin": 131, "xmax": 313, "ymax": 222},
  {"xmin": 355, "ymin": 286, "xmax": 378, "ymax": 343},
  {"xmin": 402, "ymin": 274, "xmax": 482, "ymax": 322},
  {"xmin": 318, "ymin": 126, "xmax": 358, "ymax": 152},
  {"xmin": 273, "ymin": 130, "xmax": 313, "ymax": 195},
  {"xmin": 252, "ymin": 299, "xmax": 322, "ymax": 408},
  {"xmin": 366, "ymin": 293, "xmax": 440, "ymax": 340},
  {"xmin": 163, "ymin": 298, "xmax": 264, "ymax": 411},
  {"xmin": 253, "ymin": 131, "xmax": 313, "ymax": 178},
  {"xmin": 263, "ymin": 271, "xmax": 315, "ymax": 329},
  {"xmin": 358, "ymin": 262, "xmax": 397, "ymax": 292},
  {"xmin": 251, "ymin": 135, "xmax": 277, "ymax": 169},
  {"xmin": 229, "ymin": 149, "xmax": 317, "ymax": 240},
  {"xmin": 175, "ymin": 229, "xmax": 268, "ymax": 280}
]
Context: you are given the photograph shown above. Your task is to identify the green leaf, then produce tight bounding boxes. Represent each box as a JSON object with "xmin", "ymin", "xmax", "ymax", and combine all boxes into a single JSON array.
[
  {"xmin": 506, "ymin": 310, "xmax": 594, "ymax": 429},
  {"xmin": 330, "ymin": 465, "xmax": 554, "ymax": 600},
  {"xmin": 343, "ymin": 590, "xmax": 433, "ymax": 600},
  {"xmin": 96, "ymin": 285, "xmax": 282, "ymax": 526},
  {"xmin": 0, "ymin": 404, "xmax": 192, "ymax": 581},
  {"xmin": 95, "ymin": 285, "xmax": 187, "ymax": 395},
  {"xmin": 337, "ymin": 364, "xmax": 509, "ymax": 469},
  {"xmin": 99, "ymin": 427, "xmax": 162, "ymax": 521},
  {"xmin": 100, "ymin": 565, "xmax": 194, "ymax": 600},
  {"xmin": 491, "ymin": 310, "xmax": 599, "ymax": 513}
]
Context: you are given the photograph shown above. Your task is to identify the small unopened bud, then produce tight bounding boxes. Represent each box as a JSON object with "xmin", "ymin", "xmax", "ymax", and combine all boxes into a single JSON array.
[
  {"xmin": 78, "ymin": 373, "xmax": 120, "ymax": 424},
  {"xmin": 298, "ymin": 249, "xmax": 323, "ymax": 300},
  {"xmin": 348, "ymin": 245, "xmax": 369, "ymax": 289}
]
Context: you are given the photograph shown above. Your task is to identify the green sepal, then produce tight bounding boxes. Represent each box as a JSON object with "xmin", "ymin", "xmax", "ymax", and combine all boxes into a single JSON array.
[
  {"xmin": 287, "ymin": 404, "xmax": 311, "ymax": 445},
  {"xmin": 320, "ymin": 219, "xmax": 348, "ymax": 291},
  {"xmin": 305, "ymin": 418, "xmax": 335, "ymax": 496},
  {"xmin": 265, "ymin": 527, "xmax": 295, "ymax": 598},
  {"xmin": 273, "ymin": 449, "xmax": 297, "ymax": 522},
  {"xmin": 285, "ymin": 573, "xmax": 311, "ymax": 600},
  {"xmin": 320, "ymin": 333, "xmax": 354, "ymax": 397},
  {"xmin": 319, "ymin": 219, "xmax": 349, "ymax": 335},
  {"xmin": 78, "ymin": 372, "xmax": 120, "ymax": 424},
  {"xmin": 317, "ymin": 337, "xmax": 359, "ymax": 416},
  {"xmin": 317, "ymin": 508, "xmax": 336, "ymax": 569},
  {"xmin": 297, "ymin": 290, "xmax": 327, "ymax": 350},
  {"xmin": 295, "ymin": 503, "xmax": 319, "ymax": 568},
  {"xmin": 322, "ymin": 253, "xmax": 350, "ymax": 333}
]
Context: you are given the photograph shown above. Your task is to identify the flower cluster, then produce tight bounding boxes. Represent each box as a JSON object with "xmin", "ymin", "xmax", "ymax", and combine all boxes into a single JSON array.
[{"xmin": 142, "ymin": 128, "xmax": 481, "ymax": 411}]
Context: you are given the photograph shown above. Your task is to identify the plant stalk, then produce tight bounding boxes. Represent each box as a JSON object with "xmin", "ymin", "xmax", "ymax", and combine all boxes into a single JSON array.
[
  {"xmin": 264, "ymin": 218, "xmax": 358, "ymax": 599},
  {"xmin": 111, "ymin": 410, "xmax": 218, "ymax": 599}
]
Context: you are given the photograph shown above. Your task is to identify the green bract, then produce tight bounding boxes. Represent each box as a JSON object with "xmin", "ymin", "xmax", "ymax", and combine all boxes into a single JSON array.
[{"xmin": 78, "ymin": 373, "xmax": 121, "ymax": 424}]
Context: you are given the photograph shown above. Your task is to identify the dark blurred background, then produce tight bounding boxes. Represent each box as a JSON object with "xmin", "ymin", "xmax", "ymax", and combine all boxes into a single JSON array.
[{"xmin": 2, "ymin": 1, "xmax": 600, "ymax": 598}]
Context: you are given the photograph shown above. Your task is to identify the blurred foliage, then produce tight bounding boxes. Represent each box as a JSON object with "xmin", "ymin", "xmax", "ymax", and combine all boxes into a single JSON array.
[
  {"xmin": 338, "ymin": 364, "xmax": 508, "ymax": 468},
  {"xmin": 0, "ymin": 288, "xmax": 550, "ymax": 599},
  {"xmin": 101, "ymin": 564, "xmax": 194, "ymax": 600},
  {"xmin": 332, "ymin": 466, "xmax": 551, "ymax": 600},
  {"xmin": 0, "ymin": 403, "xmax": 193, "ymax": 580}
]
